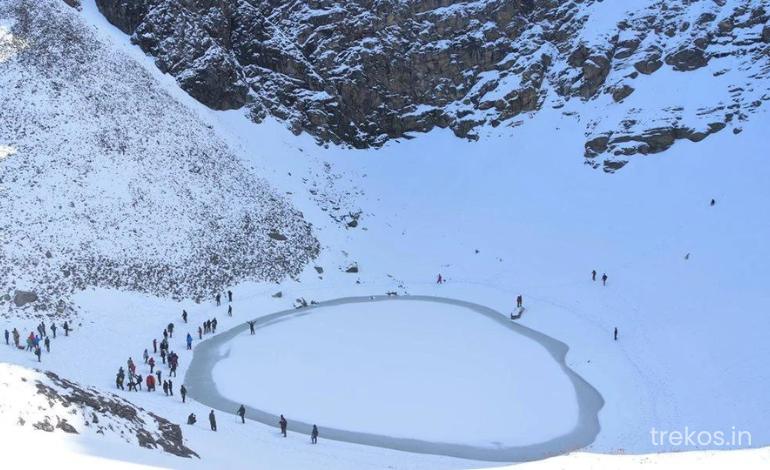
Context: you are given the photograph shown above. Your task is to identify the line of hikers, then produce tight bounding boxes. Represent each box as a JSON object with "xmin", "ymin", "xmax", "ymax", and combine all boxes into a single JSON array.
[
  {"xmin": 4, "ymin": 320, "xmax": 71, "ymax": 362},
  {"xmin": 200, "ymin": 408, "xmax": 319, "ymax": 443}
]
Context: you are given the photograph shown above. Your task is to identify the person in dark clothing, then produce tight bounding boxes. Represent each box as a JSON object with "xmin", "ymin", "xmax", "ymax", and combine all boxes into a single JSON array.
[
  {"xmin": 228, "ymin": 290, "xmax": 233, "ymax": 302},
  {"xmin": 50, "ymin": 323, "xmax": 56, "ymax": 338},
  {"xmin": 136, "ymin": 374, "xmax": 143, "ymax": 391},
  {"xmin": 180, "ymin": 385, "xmax": 187, "ymax": 403},
  {"xmin": 311, "ymin": 425, "xmax": 319, "ymax": 444},
  {"xmin": 163, "ymin": 380, "xmax": 169, "ymax": 396},
  {"xmin": 156, "ymin": 369, "xmax": 162, "ymax": 383},
  {"xmin": 187, "ymin": 413, "xmax": 196, "ymax": 425},
  {"xmin": 209, "ymin": 410, "xmax": 217, "ymax": 431},
  {"xmin": 127, "ymin": 377, "xmax": 137, "ymax": 391},
  {"xmin": 602, "ymin": 273, "xmax": 608, "ymax": 286},
  {"xmin": 153, "ymin": 338, "xmax": 157, "ymax": 354},
  {"xmin": 592, "ymin": 270, "xmax": 597, "ymax": 281},
  {"xmin": 34, "ymin": 346, "xmax": 41, "ymax": 362},
  {"xmin": 215, "ymin": 294, "xmax": 221, "ymax": 306},
  {"xmin": 228, "ymin": 305, "xmax": 232, "ymax": 317},
  {"xmin": 168, "ymin": 380, "xmax": 173, "ymax": 396},
  {"xmin": 614, "ymin": 327, "xmax": 618, "ymax": 341},
  {"xmin": 63, "ymin": 321, "xmax": 70, "ymax": 336},
  {"xmin": 149, "ymin": 356, "xmax": 155, "ymax": 373},
  {"xmin": 44, "ymin": 336, "xmax": 50, "ymax": 353},
  {"xmin": 248, "ymin": 321, "xmax": 255, "ymax": 335},
  {"xmin": 182, "ymin": 310, "xmax": 188, "ymax": 323},
  {"xmin": 163, "ymin": 329, "xmax": 168, "ymax": 341},
  {"xmin": 279, "ymin": 415, "xmax": 287, "ymax": 437},
  {"xmin": 237, "ymin": 405, "xmax": 246, "ymax": 424},
  {"xmin": 198, "ymin": 326, "xmax": 203, "ymax": 340},
  {"xmin": 710, "ymin": 198, "xmax": 716, "ymax": 206},
  {"xmin": 167, "ymin": 323, "xmax": 174, "ymax": 338},
  {"xmin": 516, "ymin": 295, "xmax": 523, "ymax": 309},
  {"xmin": 211, "ymin": 318, "xmax": 217, "ymax": 334},
  {"xmin": 160, "ymin": 349, "xmax": 166, "ymax": 364},
  {"xmin": 4, "ymin": 329, "xmax": 8, "ymax": 345}
]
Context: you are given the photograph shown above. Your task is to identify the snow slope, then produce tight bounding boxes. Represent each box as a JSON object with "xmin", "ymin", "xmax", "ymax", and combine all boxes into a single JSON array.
[{"xmin": 0, "ymin": 0, "xmax": 769, "ymax": 468}]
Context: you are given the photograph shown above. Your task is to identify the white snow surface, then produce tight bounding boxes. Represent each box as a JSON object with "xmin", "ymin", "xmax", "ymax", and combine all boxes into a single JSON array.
[
  {"xmin": 213, "ymin": 300, "xmax": 578, "ymax": 446},
  {"xmin": 0, "ymin": 0, "xmax": 768, "ymax": 468}
]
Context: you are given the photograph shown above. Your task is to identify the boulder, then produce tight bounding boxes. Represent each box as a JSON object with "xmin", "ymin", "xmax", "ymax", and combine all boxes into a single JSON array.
[{"xmin": 13, "ymin": 290, "xmax": 38, "ymax": 307}]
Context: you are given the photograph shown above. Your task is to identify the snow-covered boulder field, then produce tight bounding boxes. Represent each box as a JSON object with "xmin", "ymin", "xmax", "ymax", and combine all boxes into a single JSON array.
[{"xmin": 0, "ymin": 0, "xmax": 318, "ymax": 318}]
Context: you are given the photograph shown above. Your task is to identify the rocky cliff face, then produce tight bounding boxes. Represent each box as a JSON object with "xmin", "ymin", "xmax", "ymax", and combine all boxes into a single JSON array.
[{"xmin": 94, "ymin": 0, "xmax": 770, "ymax": 170}]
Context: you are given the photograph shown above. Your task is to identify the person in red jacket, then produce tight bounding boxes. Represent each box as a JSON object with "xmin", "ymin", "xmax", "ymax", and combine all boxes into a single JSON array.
[{"xmin": 146, "ymin": 374, "xmax": 155, "ymax": 392}]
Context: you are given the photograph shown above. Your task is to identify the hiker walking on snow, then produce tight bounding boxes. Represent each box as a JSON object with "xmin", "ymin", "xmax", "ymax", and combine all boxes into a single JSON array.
[
  {"xmin": 167, "ymin": 323, "xmax": 174, "ymax": 338},
  {"xmin": 182, "ymin": 310, "xmax": 188, "ymax": 323},
  {"xmin": 149, "ymin": 356, "xmax": 156, "ymax": 373},
  {"xmin": 215, "ymin": 294, "xmax": 221, "ymax": 306},
  {"xmin": 209, "ymin": 410, "xmax": 217, "ymax": 431},
  {"xmin": 436, "ymin": 273, "xmax": 443, "ymax": 284},
  {"xmin": 4, "ymin": 329, "xmax": 8, "ymax": 345},
  {"xmin": 156, "ymin": 369, "xmax": 162, "ymax": 383},
  {"xmin": 136, "ymin": 374, "xmax": 143, "ymax": 391},
  {"xmin": 198, "ymin": 326, "xmax": 203, "ymax": 340},
  {"xmin": 186, "ymin": 333, "xmax": 193, "ymax": 350},
  {"xmin": 168, "ymin": 380, "xmax": 174, "ymax": 396},
  {"xmin": 146, "ymin": 374, "xmax": 155, "ymax": 392},
  {"xmin": 116, "ymin": 367, "xmax": 125, "ymax": 390},
  {"xmin": 211, "ymin": 318, "xmax": 218, "ymax": 334},
  {"xmin": 228, "ymin": 305, "xmax": 232, "ymax": 317},
  {"xmin": 44, "ymin": 336, "xmax": 50, "ymax": 353},
  {"xmin": 180, "ymin": 385, "xmax": 187, "ymax": 403},
  {"xmin": 228, "ymin": 290, "xmax": 233, "ymax": 302},
  {"xmin": 153, "ymin": 338, "xmax": 157, "ymax": 354},
  {"xmin": 279, "ymin": 415, "xmax": 288, "ymax": 437},
  {"xmin": 163, "ymin": 380, "xmax": 169, "ymax": 396},
  {"xmin": 34, "ymin": 345, "xmax": 41, "ymax": 362},
  {"xmin": 592, "ymin": 270, "xmax": 597, "ymax": 281},
  {"xmin": 710, "ymin": 198, "xmax": 716, "ymax": 206},
  {"xmin": 516, "ymin": 295, "xmax": 523, "ymax": 309},
  {"xmin": 161, "ymin": 349, "xmax": 166, "ymax": 364},
  {"xmin": 63, "ymin": 321, "xmax": 70, "ymax": 336},
  {"xmin": 50, "ymin": 323, "xmax": 56, "ymax": 338},
  {"xmin": 602, "ymin": 273, "xmax": 608, "ymax": 286},
  {"xmin": 237, "ymin": 405, "xmax": 246, "ymax": 424},
  {"xmin": 311, "ymin": 425, "xmax": 319, "ymax": 444},
  {"xmin": 143, "ymin": 349, "xmax": 149, "ymax": 364},
  {"xmin": 248, "ymin": 321, "xmax": 255, "ymax": 335},
  {"xmin": 13, "ymin": 328, "xmax": 19, "ymax": 348},
  {"xmin": 614, "ymin": 327, "xmax": 618, "ymax": 341}
]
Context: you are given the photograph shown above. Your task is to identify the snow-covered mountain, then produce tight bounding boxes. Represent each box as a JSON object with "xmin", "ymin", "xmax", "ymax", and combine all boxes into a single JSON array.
[
  {"xmin": 1, "ymin": 0, "xmax": 770, "ymax": 468},
  {"xmin": 0, "ymin": 0, "xmax": 318, "ymax": 317},
  {"xmin": 94, "ymin": 0, "xmax": 770, "ymax": 170}
]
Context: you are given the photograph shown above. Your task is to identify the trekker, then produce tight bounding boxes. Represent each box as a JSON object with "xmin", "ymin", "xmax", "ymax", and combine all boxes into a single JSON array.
[
  {"xmin": 209, "ymin": 410, "xmax": 217, "ymax": 431},
  {"xmin": 44, "ymin": 336, "xmax": 50, "ymax": 353},
  {"xmin": 127, "ymin": 377, "xmax": 137, "ymax": 391},
  {"xmin": 211, "ymin": 318, "xmax": 218, "ymax": 334},
  {"xmin": 156, "ymin": 369, "xmax": 161, "ymax": 383},
  {"xmin": 279, "ymin": 415, "xmax": 287, "ymax": 437},
  {"xmin": 149, "ymin": 356, "xmax": 155, "ymax": 373},
  {"xmin": 4, "ymin": 329, "xmax": 8, "ymax": 345},
  {"xmin": 167, "ymin": 323, "xmax": 174, "ymax": 338},
  {"xmin": 50, "ymin": 323, "xmax": 56, "ymax": 338},
  {"xmin": 516, "ymin": 295, "xmax": 523, "ymax": 309},
  {"xmin": 602, "ymin": 273, "xmax": 608, "ymax": 286},
  {"xmin": 198, "ymin": 326, "xmax": 203, "ymax": 340},
  {"xmin": 163, "ymin": 380, "xmax": 169, "ymax": 396},
  {"xmin": 248, "ymin": 321, "xmax": 255, "ymax": 335},
  {"xmin": 146, "ymin": 374, "xmax": 155, "ymax": 392},
  {"xmin": 182, "ymin": 310, "xmax": 188, "ymax": 323},
  {"xmin": 161, "ymin": 349, "xmax": 166, "ymax": 364},
  {"xmin": 143, "ymin": 349, "xmax": 149, "ymax": 364},
  {"xmin": 186, "ymin": 333, "xmax": 193, "ymax": 350},
  {"xmin": 614, "ymin": 327, "xmax": 618, "ymax": 341},
  {"xmin": 592, "ymin": 270, "xmax": 597, "ymax": 281},
  {"xmin": 187, "ymin": 413, "xmax": 197, "ymax": 425},
  {"xmin": 215, "ymin": 294, "xmax": 221, "ymax": 306},
  {"xmin": 228, "ymin": 290, "xmax": 233, "ymax": 302},
  {"xmin": 63, "ymin": 321, "xmax": 70, "ymax": 336},
  {"xmin": 436, "ymin": 273, "xmax": 443, "ymax": 284},
  {"xmin": 228, "ymin": 305, "xmax": 232, "ymax": 317},
  {"xmin": 311, "ymin": 425, "xmax": 319, "ymax": 444},
  {"xmin": 136, "ymin": 374, "xmax": 143, "ymax": 391},
  {"xmin": 180, "ymin": 385, "xmax": 187, "ymax": 403},
  {"xmin": 168, "ymin": 380, "xmax": 174, "ymax": 396},
  {"xmin": 153, "ymin": 338, "xmax": 157, "ymax": 354},
  {"xmin": 34, "ymin": 346, "xmax": 41, "ymax": 362},
  {"xmin": 237, "ymin": 405, "xmax": 246, "ymax": 424},
  {"xmin": 163, "ymin": 329, "xmax": 168, "ymax": 341},
  {"xmin": 710, "ymin": 198, "xmax": 716, "ymax": 206}
]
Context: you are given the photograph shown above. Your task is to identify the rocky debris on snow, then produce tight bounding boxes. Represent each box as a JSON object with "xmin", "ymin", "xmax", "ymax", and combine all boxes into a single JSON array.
[
  {"xmin": 271, "ymin": 291, "xmax": 283, "ymax": 298},
  {"xmin": 345, "ymin": 264, "xmax": 359, "ymax": 274},
  {"xmin": 294, "ymin": 297, "xmax": 308, "ymax": 308},
  {"xmin": 0, "ymin": 0, "xmax": 319, "ymax": 318},
  {"xmin": 93, "ymin": 0, "xmax": 770, "ymax": 168},
  {"xmin": 314, "ymin": 266, "xmax": 324, "ymax": 274},
  {"xmin": 0, "ymin": 363, "xmax": 197, "ymax": 458}
]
